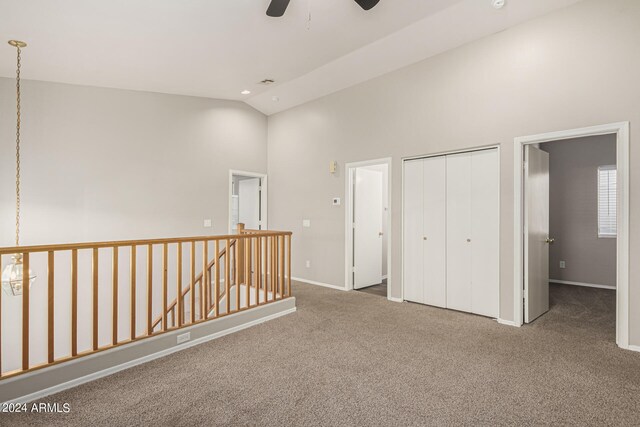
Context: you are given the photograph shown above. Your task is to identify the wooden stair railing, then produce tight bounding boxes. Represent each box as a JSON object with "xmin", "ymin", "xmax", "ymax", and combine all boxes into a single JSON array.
[
  {"xmin": 151, "ymin": 240, "xmax": 236, "ymax": 331},
  {"xmin": 0, "ymin": 225, "xmax": 292, "ymax": 380}
]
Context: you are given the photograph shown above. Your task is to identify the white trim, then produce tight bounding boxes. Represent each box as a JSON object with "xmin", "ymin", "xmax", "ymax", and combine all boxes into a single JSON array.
[
  {"xmin": 3, "ymin": 304, "xmax": 296, "ymax": 405},
  {"xmin": 387, "ymin": 296, "xmax": 403, "ymax": 303},
  {"xmin": 628, "ymin": 345, "xmax": 640, "ymax": 353},
  {"xmin": 513, "ymin": 122, "xmax": 630, "ymax": 350},
  {"xmin": 292, "ymin": 276, "xmax": 348, "ymax": 291},
  {"xmin": 549, "ymin": 279, "xmax": 616, "ymax": 290},
  {"xmin": 228, "ymin": 169, "xmax": 268, "ymax": 233},
  {"xmin": 497, "ymin": 318, "xmax": 518, "ymax": 327},
  {"xmin": 381, "ymin": 275, "xmax": 388, "ymax": 280},
  {"xmin": 401, "ymin": 145, "xmax": 501, "ymax": 313},
  {"xmin": 344, "ymin": 158, "xmax": 393, "ymax": 298}
]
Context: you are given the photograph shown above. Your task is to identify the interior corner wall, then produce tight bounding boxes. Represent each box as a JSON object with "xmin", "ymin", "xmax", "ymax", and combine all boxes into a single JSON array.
[
  {"xmin": 0, "ymin": 79, "xmax": 268, "ymax": 244},
  {"xmin": 266, "ymin": 0, "xmax": 640, "ymax": 343},
  {"xmin": 540, "ymin": 135, "xmax": 617, "ymax": 288}
]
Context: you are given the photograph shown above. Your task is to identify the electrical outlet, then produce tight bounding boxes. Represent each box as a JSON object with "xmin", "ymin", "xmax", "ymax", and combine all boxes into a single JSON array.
[
  {"xmin": 306, "ymin": 260, "xmax": 311, "ymax": 268},
  {"xmin": 303, "ymin": 219, "xmax": 311, "ymax": 228},
  {"xmin": 560, "ymin": 261, "xmax": 566, "ymax": 269},
  {"xmin": 203, "ymin": 219, "xmax": 212, "ymax": 228},
  {"xmin": 177, "ymin": 332, "xmax": 191, "ymax": 344}
]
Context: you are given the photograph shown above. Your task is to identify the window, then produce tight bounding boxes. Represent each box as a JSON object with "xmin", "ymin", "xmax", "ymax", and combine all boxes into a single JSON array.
[{"xmin": 598, "ymin": 165, "xmax": 617, "ymax": 238}]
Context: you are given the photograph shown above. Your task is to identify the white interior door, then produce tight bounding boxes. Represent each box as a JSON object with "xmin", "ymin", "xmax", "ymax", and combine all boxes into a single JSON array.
[
  {"xmin": 446, "ymin": 153, "xmax": 473, "ymax": 312},
  {"xmin": 354, "ymin": 168, "xmax": 383, "ymax": 289},
  {"xmin": 470, "ymin": 149, "xmax": 500, "ymax": 317},
  {"xmin": 422, "ymin": 156, "xmax": 447, "ymax": 308},
  {"xmin": 238, "ymin": 178, "xmax": 261, "ymax": 230},
  {"xmin": 524, "ymin": 145, "xmax": 550, "ymax": 323},
  {"xmin": 403, "ymin": 160, "xmax": 424, "ymax": 303}
]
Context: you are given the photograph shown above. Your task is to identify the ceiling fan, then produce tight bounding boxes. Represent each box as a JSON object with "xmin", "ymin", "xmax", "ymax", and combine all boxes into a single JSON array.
[{"xmin": 267, "ymin": 0, "xmax": 381, "ymax": 17}]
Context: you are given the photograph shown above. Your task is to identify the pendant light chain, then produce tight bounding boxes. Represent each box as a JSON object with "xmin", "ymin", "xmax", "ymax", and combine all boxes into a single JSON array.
[{"xmin": 15, "ymin": 45, "xmax": 22, "ymax": 247}]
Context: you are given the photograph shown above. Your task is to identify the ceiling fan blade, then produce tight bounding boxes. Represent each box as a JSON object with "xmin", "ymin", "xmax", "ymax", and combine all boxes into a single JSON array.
[
  {"xmin": 266, "ymin": 0, "xmax": 291, "ymax": 17},
  {"xmin": 353, "ymin": 0, "xmax": 380, "ymax": 11}
]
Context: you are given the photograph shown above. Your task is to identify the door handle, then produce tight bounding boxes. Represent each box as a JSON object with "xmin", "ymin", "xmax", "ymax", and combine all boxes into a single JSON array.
[
  {"xmin": 545, "ymin": 237, "xmax": 555, "ymax": 244},
  {"xmin": 379, "ymin": 232, "xmax": 384, "ymax": 237}
]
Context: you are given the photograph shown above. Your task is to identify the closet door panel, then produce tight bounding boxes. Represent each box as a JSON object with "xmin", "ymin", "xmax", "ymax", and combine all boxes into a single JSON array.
[
  {"xmin": 422, "ymin": 156, "xmax": 447, "ymax": 308},
  {"xmin": 403, "ymin": 159, "xmax": 424, "ymax": 304},
  {"xmin": 471, "ymin": 149, "xmax": 500, "ymax": 317},
  {"xmin": 446, "ymin": 153, "xmax": 472, "ymax": 312}
]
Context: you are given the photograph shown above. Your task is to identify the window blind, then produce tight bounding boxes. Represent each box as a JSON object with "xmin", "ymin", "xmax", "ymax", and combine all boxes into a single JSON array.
[{"xmin": 597, "ymin": 165, "xmax": 617, "ymax": 238}]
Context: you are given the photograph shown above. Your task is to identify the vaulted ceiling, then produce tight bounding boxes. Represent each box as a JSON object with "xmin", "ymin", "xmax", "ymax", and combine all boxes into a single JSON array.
[{"xmin": 0, "ymin": 0, "xmax": 582, "ymax": 114}]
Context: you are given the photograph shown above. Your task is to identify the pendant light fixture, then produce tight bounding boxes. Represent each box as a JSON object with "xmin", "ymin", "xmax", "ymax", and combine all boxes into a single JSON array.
[{"xmin": 1, "ymin": 40, "xmax": 36, "ymax": 296}]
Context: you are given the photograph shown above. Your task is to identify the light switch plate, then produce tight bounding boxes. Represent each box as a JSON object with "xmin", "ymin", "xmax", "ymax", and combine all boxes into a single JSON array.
[
  {"xmin": 204, "ymin": 219, "xmax": 212, "ymax": 228},
  {"xmin": 306, "ymin": 260, "xmax": 311, "ymax": 268},
  {"xmin": 303, "ymin": 219, "xmax": 311, "ymax": 228},
  {"xmin": 560, "ymin": 261, "xmax": 566, "ymax": 269}
]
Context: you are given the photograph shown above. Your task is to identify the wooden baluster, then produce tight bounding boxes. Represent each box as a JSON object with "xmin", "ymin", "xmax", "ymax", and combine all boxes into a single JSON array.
[
  {"xmin": 162, "ymin": 243, "xmax": 168, "ymax": 331},
  {"xmin": 22, "ymin": 252, "xmax": 30, "ymax": 371},
  {"xmin": 147, "ymin": 244, "xmax": 153, "ymax": 335},
  {"xmin": 279, "ymin": 235, "xmax": 285, "ymax": 300},
  {"xmin": 254, "ymin": 237, "xmax": 259, "ymax": 306},
  {"xmin": 71, "ymin": 249, "xmax": 78, "ymax": 357},
  {"xmin": 287, "ymin": 235, "xmax": 292, "ymax": 297},
  {"xmin": 47, "ymin": 251, "xmax": 55, "ymax": 363},
  {"xmin": 92, "ymin": 248, "xmax": 99, "ymax": 351},
  {"xmin": 112, "ymin": 247, "xmax": 118, "ymax": 345},
  {"xmin": 130, "ymin": 245, "xmax": 137, "ymax": 340},
  {"xmin": 235, "ymin": 238, "xmax": 240, "ymax": 312},
  {"xmin": 272, "ymin": 236, "xmax": 276, "ymax": 301},
  {"xmin": 262, "ymin": 236, "xmax": 267, "ymax": 304},
  {"xmin": 202, "ymin": 241, "xmax": 208, "ymax": 319},
  {"xmin": 190, "ymin": 242, "xmax": 195, "ymax": 324},
  {"xmin": 177, "ymin": 243, "xmax": 183, "ymax": 328},
  {"xmin": 225, "ymin": 239, "xmax": 231, "ymax": 314},
  {"xmin": 245, "ymin": 237, "xmax": 251, "ymax": 309},
  {"xmin": 214, "ymin": 240, "xmax": 220, "ymax": 318}
]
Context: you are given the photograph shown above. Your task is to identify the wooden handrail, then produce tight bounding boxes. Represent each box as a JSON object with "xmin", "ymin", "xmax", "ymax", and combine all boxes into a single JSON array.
[
  {"xmin": 0, "ymin": 231, "xmax": 292, "ymax": 255},
  {"xmin": 150, "ymin": 240, "xmax": 236, "ymax": 330}
]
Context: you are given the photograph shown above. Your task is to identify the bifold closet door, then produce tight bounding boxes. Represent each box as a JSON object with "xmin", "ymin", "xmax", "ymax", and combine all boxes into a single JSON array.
[
  {"xmin": 422, "ymin": 156, "xmax": 446, "ymax": 308},
  {"xmin": 403, "ymin": 159, "xmax": 424, "ymax": 303},
  {"xmin": 470, "ymin": 149, "xmax": 499, "ymax": 318},
  {"xmin": 446, "ymin": 153, "xmax": 473, "ymax": 312}
]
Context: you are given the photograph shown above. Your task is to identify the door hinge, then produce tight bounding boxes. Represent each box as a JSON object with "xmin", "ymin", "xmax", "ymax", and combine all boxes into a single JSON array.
[{"xmin": 352, "ymin": 266, "xmax": 356, "ymax": 272}]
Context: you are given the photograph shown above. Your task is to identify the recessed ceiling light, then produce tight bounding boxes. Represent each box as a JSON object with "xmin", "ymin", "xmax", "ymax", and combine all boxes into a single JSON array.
[
  {"xmin": 241, "ymin": 90, "xmax": 251, "ymax": 95},
  {"xmin": 492, "ymin": 0, "xmax": 505, "ymax": 9}
]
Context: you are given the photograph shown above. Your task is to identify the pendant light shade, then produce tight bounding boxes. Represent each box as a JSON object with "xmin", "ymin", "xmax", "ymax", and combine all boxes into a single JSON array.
[{"xmin": 1, "ymin": 254, "xmax": 36, "ymax": 296}]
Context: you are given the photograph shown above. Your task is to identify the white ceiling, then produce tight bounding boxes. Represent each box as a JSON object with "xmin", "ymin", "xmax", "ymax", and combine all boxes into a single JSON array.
[{"xmin": 0, "ymin": 0, "xmax": 582, "ymax": 115}]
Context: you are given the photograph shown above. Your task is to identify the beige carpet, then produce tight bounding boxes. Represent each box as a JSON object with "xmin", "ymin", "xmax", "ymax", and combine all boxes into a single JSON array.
[{"xmin": 5, "ymin": 282, "xmax": 639, "ymax": 426}]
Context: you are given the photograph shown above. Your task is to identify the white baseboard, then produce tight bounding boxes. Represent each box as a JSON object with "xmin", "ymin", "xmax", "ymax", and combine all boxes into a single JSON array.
[
  {"xmin": 4, "ymin": 304, "xmax": 296, "ymax": 405},
  {"xmin": 381, "ymin": 275, "xmax": 388, "ymax": 280},
  {"xmin": 387, "ymin": 296, "xmax": 403, "ymax": 303},
  {"xmin": 549, "ymin": 279, "xmax": 615, "ymax": 290},
  {"xmin": 497, "ymin": 318, "xmax": 519, "ymax": 327},
  {"xmin": 292, "ymin": 277, "xmax": 347, "ymax": 291},
  {"xmin": 628, "ymin": 345, "xmax": 640, "ymax": 353}
]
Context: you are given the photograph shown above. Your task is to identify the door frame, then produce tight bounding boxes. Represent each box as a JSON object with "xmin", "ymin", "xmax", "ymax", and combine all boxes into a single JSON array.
[
  {"xmin": 513, "ymin": 122, "xmax": 630, "ymax": 349},
  {"xmin": 401, "ymin": 145, "xmax": 501, "ymax": 308},
  {"xmin": 228, "ymin": 170, "xmax": 268, "ymax": 234},
  {"xmin": 345, "ymin": 158, "xmax": 392, "ymax": 299}
]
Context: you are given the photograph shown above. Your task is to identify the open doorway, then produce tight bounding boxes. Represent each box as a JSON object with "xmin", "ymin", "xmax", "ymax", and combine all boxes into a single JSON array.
[
  {"xmin": 229, "ymin": 170, "xmax": 267, "ymax": 233},
  {"xmin": 514, "ymin": 122, "xmax": 630, "ymax": 349},
  {"xmin": 345, "ymin": 158, "xmax": 391, "ymax": 298}
]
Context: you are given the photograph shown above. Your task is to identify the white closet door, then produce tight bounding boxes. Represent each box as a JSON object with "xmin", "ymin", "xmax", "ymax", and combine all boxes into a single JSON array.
[
  {"xmin": 403, "ymin": 159, "xmax": 424, "ymax": 303},
  {"xmin": 422, "ymin": 156, "xmax": 447, "ymax": 308},
  {"xmin": 470, "ymin": 149, "xmax": 500, "ymax": 318},
  {"xmin": 446, "ymin": 153, "xmax": 472, "ymax": 312}
]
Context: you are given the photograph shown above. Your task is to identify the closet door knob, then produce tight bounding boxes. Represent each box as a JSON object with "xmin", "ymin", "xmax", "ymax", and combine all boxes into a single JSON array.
[
  {"xmin": 423, "ymin": 236, "xmax": 427, "ymax": 241},
  {"xmin": 466, "ymin": 238, "xmax": 471, "ymax": 243}
]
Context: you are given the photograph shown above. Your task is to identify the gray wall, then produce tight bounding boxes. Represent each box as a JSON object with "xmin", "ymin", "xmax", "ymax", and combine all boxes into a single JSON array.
[
  {"xmin": 0, "ymin": 79, "xmax": 267, "ymax": 244},
  {"xmin": 267, "ymin": 0, "xmax": 640, "ymax": 342},
  {"xmin": 541, "ymin": 135, "xmax": 616, "ymax": 288}
]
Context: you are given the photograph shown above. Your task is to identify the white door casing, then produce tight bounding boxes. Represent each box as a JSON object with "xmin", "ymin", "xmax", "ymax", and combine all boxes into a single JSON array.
[
  {"xmin": 353, "ymin": 168, "xmax": 383, "ymax": 289},
  {"xmin": 238, "ymin": 178, "xmax": 261, "ymax": 230},
  {"xmin": 524, "ymin": 145, "xmax": 550, "ymax": 323}
]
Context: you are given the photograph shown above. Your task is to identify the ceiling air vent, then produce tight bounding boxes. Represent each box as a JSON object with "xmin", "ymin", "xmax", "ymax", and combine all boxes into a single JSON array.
[{"xmin": 259, "ymin": 79, "xmax": 275, "ymax": 85}]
